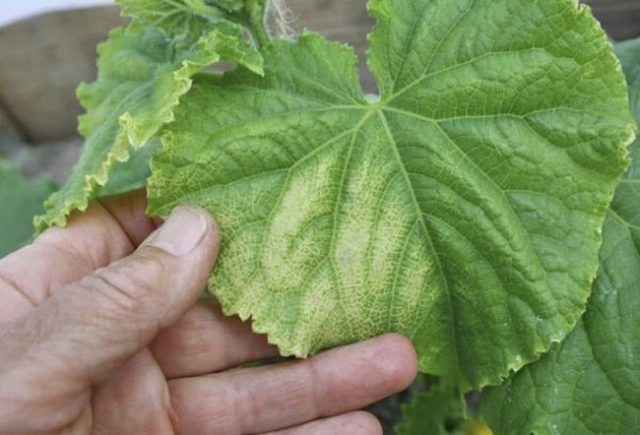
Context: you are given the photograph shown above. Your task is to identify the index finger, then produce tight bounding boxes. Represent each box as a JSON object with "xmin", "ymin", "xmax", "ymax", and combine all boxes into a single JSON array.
[
  {"xmin": 168, "ymin": 334, "xmax": 418, "ymax": 434},
  {"xmin": 0, "ymin": 190, "xmax": 157, "ymax": 320}
]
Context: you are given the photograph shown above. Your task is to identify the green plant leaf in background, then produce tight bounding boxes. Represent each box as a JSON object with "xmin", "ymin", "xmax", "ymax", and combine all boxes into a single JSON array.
[
  {"xmin": 396, "ymin": 385, "xmax": 466, "ymax": 435},
  {"xmin": 34, "ymin": 1, "xmax": 263, "ymax": 232},
  {"xmin": 118, "ymin": 0, "xmax": 245, "ymax": 35},
  {"xmin": 0, "ymin": 161, "xmax": 57, "ymax": 257},
  {"xmin": 481, "ymin": 37, "xmax": 640, "ymax": 435},
  {"xmin": 94, "ymin": 137, "xmax": 161, "ymax": 197},
  {"xmin": 148, "ymin": 0, "xmax": 634, "ymax": 389}
]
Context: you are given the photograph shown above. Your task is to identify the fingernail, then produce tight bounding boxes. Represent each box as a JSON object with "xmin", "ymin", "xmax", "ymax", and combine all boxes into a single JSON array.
[{"xmin": 147, "ymin": 207, "xmax": 209, "ymax": 256}]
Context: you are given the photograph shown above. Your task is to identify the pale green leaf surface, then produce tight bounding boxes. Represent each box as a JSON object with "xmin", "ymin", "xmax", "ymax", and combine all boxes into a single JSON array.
[
  {"xmin": 117, "ymin": 0, "xmax": 245, "ymax": 36},
  {"xmin": 481, "ymin": 38, "xmax": 640, "ymax": 435},
  {"xmin": 35, "ymin": 20, "xmax": 262, "ymax": 232},
  {"xmin": 148, "ymin": 0, "xmax": 633, "ymax": 388},
  {"xmin": 0, "ymin": 161, "xmax": 57, "ymax": 257},
  {"xmin": 95, "ymin": 138, "xmax": 161, "ymax": 197}
]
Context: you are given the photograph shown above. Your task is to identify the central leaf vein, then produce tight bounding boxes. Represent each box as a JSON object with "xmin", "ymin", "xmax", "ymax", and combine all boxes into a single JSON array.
[
  {"xmin": 376, "ymin": 108, "xmax": 460, "ymax": 372},
  {"xmin": 326, "ymin": 111, "xmax": 376, "ymax": 338}
]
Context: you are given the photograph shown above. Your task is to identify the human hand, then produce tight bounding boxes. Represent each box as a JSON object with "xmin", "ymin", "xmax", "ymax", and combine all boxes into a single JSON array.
[{"xmin": 0, "ymin": 191, "xmax": 417, "ymax": 434}]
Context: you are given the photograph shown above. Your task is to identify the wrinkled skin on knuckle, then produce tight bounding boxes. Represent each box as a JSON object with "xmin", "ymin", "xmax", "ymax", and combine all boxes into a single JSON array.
[
  {"xmin": 0, "ymin": 323, "xmax": 91, "ymax": 434},
  {"xmin": 92, "ymin": 251, "xmax": 168, "ymax": 313},
  {"xmin": 169, "ymin": 380, "xmax": 239, "ymax": 435}
]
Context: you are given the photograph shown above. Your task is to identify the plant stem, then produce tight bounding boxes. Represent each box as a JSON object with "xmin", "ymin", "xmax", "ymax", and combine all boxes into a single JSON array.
[{"xmin": 244, "ymin": 0, "xmax": 271, "ymax": 48}]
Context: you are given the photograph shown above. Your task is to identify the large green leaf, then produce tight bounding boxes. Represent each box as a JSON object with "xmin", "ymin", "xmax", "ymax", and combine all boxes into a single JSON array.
[
  {"xmin": 0, "ymin": 161, "xmax": 57, "ymax": 257},
  {"xmin": 481, "ymin": 37, "xmax": 640, "ymax": 435},
  {"xmin": 147, "ymin": 0, "xmax": 633, "ymax": 388},
  {"xmin": 34, "ymin": 8, "xmax": 263, "ymax": 232}
]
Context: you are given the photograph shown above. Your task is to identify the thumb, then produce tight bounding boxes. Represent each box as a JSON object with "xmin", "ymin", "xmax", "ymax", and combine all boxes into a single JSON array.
[{"xmin": 7, "ymin": 206, "xmax": 219, "ymax": 385}]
